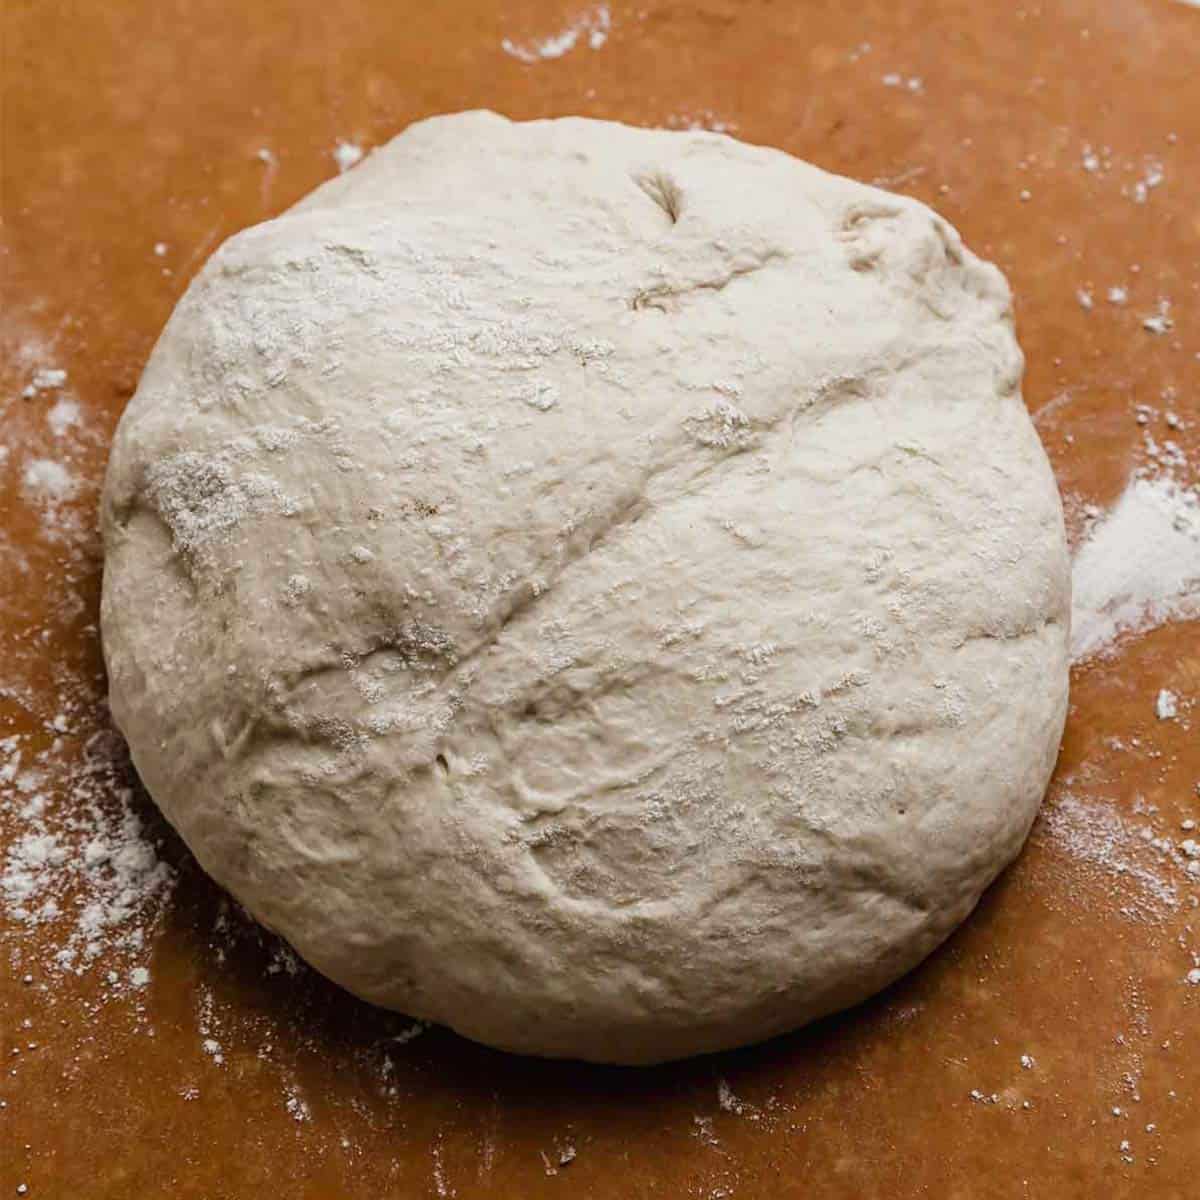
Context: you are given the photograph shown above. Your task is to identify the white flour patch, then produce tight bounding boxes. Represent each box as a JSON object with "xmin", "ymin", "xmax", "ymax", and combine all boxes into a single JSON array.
[
  {"xmin": 332, "ymin": 140, "xmax": 364, "ymax": 173},
  {"xmin": 1039, "ymin": 792, "xmax": 1179, "ymax": 922},
  {"xmin": 21, "ymin": 458, "xmax": 78, "ymax": 504},
  {"xmin": 716, "ymin": 1077, "xmax": 759, "ymax": 1118},
  {"xmin": 285, "ymin": 1086, "xmax": 312, "ymax": 1123},
  {"xmin": 22, "ymin": 367, "xmax": 68, "ymax": 397},
  {"xmin": 881, "ymin": 73, "xmax": 923, "ymax": 93},
  {"xmin": 1142, "ymin": 304, "xmax": 1174, "ymax": 336},
  {"xmin": 0, "ymin": 730, "xmax": 177, "ymax": 974},
  {"xmin": 1134, "ymin": 162, "xmax": 1165, "ymax": 204},
  {"xmin": 256, "ymin": 148, "xmax": 279, "ymax": 204},
  {"xmin": 47, "ymin": 395, "xmax": 82, "ymax": 439},
  {"xmin": 4, "ymin": 357, "xmax": 96, "ymax": 540},
  {"xmin": 1071, "ymin": 475, "xmax": 1200, "ymax": 661},
  {"xmin": 661, "ymin": 109, "xmax": 738, "ymax": 134},
  {"xmin": 2, "ymin": 347, "xmax": 176, "ymax": 993},
  {"xmin": 502, "ymin": 5, "xmax": 610, "ymax": 62},
  {"xmin": 389, "ymin": 1019, "xmax": 429, "ymax": 1046}
]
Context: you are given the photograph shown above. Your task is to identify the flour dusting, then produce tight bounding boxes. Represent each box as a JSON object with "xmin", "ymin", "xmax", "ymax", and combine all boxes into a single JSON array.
[
  {"xmin": 662, "ymin": 110, "xmax": 738, "ymax": 134},
  {"xmin": 501, "ymin": 5, "xmax": 610, "ymax": 62},
  {"xmin": 1070, "ymin": 475, "xmax": 1200, "ymax": 661},
  {"xmin": 21, "ymin": 366, "xmax": 68, "ymax": 399},
  {"xmin": 22, "ymin": 458, "xmax": 79, "ymax": 505},
  {"xmin": 0, "ymin": 732, "xmax": 176, "ymax": 974},
  {"xmin": 47, "ymin": 396, "xmax": 82, "ymax": 439},
  {"xmin": 1039, "ymin": 792, "xmax": 1180, "ymax": 922},
  {"xmin": 332, "ymin": 139, "xmax": 364, "ymax": 173},
  {"xmin": 2, "ymin": 361, "xmax": 180, "ymax": 991}
]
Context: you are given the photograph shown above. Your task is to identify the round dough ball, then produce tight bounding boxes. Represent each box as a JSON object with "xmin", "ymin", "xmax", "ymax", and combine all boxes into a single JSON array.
[{"xmin": 101, "ymin": 112, "xmax": 1069, "ymax": 1064}]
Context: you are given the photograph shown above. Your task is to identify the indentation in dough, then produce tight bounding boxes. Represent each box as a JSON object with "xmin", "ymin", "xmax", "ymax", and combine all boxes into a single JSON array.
[
  {"xmin": 633, "ymin": 169, "xmax": 684, "ymax": 224},
  {"xmin": 630, "ymin": 250, "xmax": 785, "ymax": 312},
  {"xmin": 837, "ymin": 203, "xmax": 905, "ymax": 271},
  {"xmin": 790, "ymin": 375, "xmax": 872, "ymax": 432}
]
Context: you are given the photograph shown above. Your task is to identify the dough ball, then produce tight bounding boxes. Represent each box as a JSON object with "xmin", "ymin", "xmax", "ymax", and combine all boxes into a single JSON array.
[{"xmin": 101, "ymin": 112, "xmax": 1069, "ymax": 1064}]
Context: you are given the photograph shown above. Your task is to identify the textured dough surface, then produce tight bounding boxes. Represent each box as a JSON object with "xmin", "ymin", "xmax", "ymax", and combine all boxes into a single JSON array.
[{"xmin": 101, "ymin": 111, "xmax": 1070, "ymax": 1064}]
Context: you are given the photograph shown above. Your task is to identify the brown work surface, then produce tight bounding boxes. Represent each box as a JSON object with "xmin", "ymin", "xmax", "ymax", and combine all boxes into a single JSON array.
[{"xmin": 3, "ymin": 1, "xmax": 1200, "ymax": 1196}]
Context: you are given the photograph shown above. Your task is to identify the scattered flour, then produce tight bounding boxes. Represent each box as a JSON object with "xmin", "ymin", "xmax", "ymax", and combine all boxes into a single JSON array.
[
  {"xmin": 716, "ymin": 1077, "xmax": 760, "ymax": 1119},
  {"xmin": 881, "ymin": 73, "xmax": 923, "ymax": 92},
  {"xmin": 502, "ymin": 5, "xmax": 610, "ymax": 62},
  {"xmin": 22, "ymin": 367, "xmax": 68, "ymax": 397},
  {"xmin": 390, "ymin": 1020, "xmax": 429, "ymax": 1046},
  {"xmin": 1155, "ymin": 689, "xmax": 1179, "ymax": 720},
  {"xmin": 21, "ymin": 458, "xmax": 79, "ymax": 504},
  {"xmin": 661, "ymin": 109, "xmax": 738, "ymax": 134},
  {"xmin": 285, "ymin": 1087, "xmax": 312, "ymax": 1123},
  {"xmin": 47, "ymin": 396, "xmax": 81, "ymax": 439},
  {"xmin": 1142, "ymin": 301, "xmax": 1174, "ymax": 336},
  {"xmin": 538, "ymin": 1141, "xmax": 578, "ymax": 1176},
  {"xmin": 1070, "ymin": 475, "xmax": 1200, "ymax": 661},
  {"xmin": 1130, "ymin": 160, "xmax": 1165, "ymax": 205},
  {"xmin": 332, "ymin": 139, "xmax": 364, "ymax": 173},
  {"xmin": 1039, "ymin": 792, "xmax": 1179, "ymax": 922},
  {"xmin": 2, "ymin": 359, "xmax": 178, "ymax": 991},
  {"xmin": 1, "ymin": 729, "xmax": 176, "ymax": 974}
]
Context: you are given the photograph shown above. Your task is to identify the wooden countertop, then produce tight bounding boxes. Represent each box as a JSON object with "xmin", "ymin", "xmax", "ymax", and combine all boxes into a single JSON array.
[{"xmin": 2, "ymin": 1, "xmax": 1199, "ymax": 1195}]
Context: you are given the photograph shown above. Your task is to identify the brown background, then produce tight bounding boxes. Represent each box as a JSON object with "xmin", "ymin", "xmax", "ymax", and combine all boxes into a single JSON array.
[{"xmin": 3, "ymin": 0, "xmax": 1200, "ymax": 1196}]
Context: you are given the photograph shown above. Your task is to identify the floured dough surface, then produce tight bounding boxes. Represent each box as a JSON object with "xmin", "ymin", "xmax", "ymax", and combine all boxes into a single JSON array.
[{"xmin": 101, "ymin": 111, "xmax": 1069, "ymax": 1064}]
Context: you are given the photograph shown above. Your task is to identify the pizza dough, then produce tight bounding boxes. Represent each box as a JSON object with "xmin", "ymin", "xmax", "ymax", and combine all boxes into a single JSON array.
[{"xmin": 101, "ymin": 111, "xmax": 1070, "ymax": 1064}]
